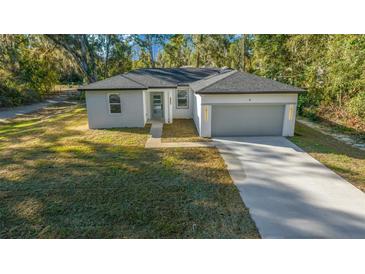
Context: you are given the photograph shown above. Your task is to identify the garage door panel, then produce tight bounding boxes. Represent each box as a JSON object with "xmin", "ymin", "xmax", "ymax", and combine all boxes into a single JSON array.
[{"xmin": 212, "ymin": 105, "xmax": 284, "ymax": 136}]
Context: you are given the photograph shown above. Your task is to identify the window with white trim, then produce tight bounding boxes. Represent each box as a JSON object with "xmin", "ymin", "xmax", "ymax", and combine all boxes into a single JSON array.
[
  {"xmin": 176, "ymin": 90, "xmax": 189, "ymax": 109},
  {"xmin": 108, "ymin": 94, "xmax": 122, "ymax": 114}
]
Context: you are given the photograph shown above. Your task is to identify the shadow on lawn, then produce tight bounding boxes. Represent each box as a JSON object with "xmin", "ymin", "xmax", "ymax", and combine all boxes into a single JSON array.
[
  {"xmin": 0, "ymin": 144, "xmax": 257, "ymax": 238},
  {"xmin": 0, "ymin": 105, "xmax": 258, "ymax": 238}
]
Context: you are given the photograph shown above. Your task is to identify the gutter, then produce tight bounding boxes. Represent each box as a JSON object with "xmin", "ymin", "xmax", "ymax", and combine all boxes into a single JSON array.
[{"xmin": 194, "ymin": 90, "xmax": 306, "ymax": 95}]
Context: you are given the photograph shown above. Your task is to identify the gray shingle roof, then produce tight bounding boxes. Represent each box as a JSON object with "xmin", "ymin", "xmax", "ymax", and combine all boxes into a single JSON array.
[
  {"xmin": 123, "ymin": 70, "xmax": 176, "ymax": 88},
  {"xmin": 79, "ymin": 75, "xmax": 146, "ymax": 90},
  {"xmin": 189, "ymin": 70, "xmax": 237, "ymax": 92},
  {"xmin": 128, "ymin": 67, "xmax": 224, "ymax": 85},
  {"xmin": 79, "ymin": 67, "xmax": 305, "ymax": 94},
  {"xmin": 192, "ymin": 71, "xmax": 305, "ymax": 94}
]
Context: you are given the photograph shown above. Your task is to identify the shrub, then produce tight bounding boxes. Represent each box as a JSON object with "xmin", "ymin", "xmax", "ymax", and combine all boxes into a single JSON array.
[
  {"xmin": 21, "ymin": 89, "xmax": 42, "ymax": 105},
  {"xmin": 67, "ymin": 90, "xmax": 85, "ymax": 102},
  {"xmin": 59, "ymin": 70, "xmax": 83, "ymax": 85},
  {"xmin": 301, "ymin": 106, "xmax": 320, "ymax": 121},
  {"xmin": 0, "ymin": 83, "xmax": 41, "ymax": 108},
  {"xmin": 297, "ymin": 93, "xmax": 310, "ymax": 115},
  {"xmin": 19, "ymin": 54, "xmax": 59, "ymax": 96},
  {"xmin": 347, "ymin": 92, "xmax": 365, "ymax": 120}
]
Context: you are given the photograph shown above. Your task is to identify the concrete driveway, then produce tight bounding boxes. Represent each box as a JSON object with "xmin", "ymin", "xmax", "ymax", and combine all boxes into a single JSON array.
[{"xmin": 214, "ymin": 137, "xmax": 365, "ymax": 239}]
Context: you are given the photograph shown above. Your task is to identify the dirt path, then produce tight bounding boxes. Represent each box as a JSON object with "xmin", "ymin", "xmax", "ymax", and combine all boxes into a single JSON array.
[
  {"xmin": 0, "ymin": 95, "xmax": 77, "ymax": 122},
  {"xmin": 297, "ymin": 117, "xmax": 365, "ymax": 151}
]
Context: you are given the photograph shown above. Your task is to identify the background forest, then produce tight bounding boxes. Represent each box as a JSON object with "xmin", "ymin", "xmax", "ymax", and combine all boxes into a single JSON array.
[{"xmin": 0, "ymin": 34, "xmax": 364, "ymax": 128}]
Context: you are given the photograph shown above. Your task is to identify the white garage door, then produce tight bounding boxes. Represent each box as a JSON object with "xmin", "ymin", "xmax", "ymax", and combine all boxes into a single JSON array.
[{"xmin": 211, "ymin": 104, "xmax": 285, "ymax": 137}]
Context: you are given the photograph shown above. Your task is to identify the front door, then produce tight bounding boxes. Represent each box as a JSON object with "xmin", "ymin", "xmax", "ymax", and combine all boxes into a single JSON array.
[{"xmin": 151, "ymin": 94, "xmax": 163, "ymax": 120}]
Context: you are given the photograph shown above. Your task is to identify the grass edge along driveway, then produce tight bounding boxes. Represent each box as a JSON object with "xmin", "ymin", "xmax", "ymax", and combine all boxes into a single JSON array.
[{"xmin": 289, "ymin": 122, "xmax": 365, "ymax": 192}]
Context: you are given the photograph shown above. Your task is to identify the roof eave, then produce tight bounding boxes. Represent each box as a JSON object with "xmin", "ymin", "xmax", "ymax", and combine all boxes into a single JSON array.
[
  {"xmin": 145, "ymin": 85, "xmax": 178, "ymax": 89},
  {"xmin": 78, "ymin": 87, "xmax": 148, "ymax": 91}
]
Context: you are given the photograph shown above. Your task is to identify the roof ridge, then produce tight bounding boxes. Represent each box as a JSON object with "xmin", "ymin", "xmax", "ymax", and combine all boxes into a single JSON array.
[
  {"xmin": 198, "ymin": 71, "xmax": 222, "ymax": 81},
  {"xmin": 120, "ymin": 74, "xmax": 147, "ymax": 88},
  {"xmin": 239, "ymin": 71, "xmax": 305, "ymax": 91},
  {"xmin": 191, "ymin": 70, "xmax": 238, "ymax": 92},
  {"xmin": 194, "ymin": 70, "xmax": 305, "ymax": 94}
]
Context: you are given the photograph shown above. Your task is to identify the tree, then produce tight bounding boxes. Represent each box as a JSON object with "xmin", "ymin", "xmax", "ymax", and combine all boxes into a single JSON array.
[
  {"xmin": 227, "ymin": 35, "xmax": 252, "ymax": 71},
  {"xmin": 103, "ymin": 35, "xmax": 112, "ymax": 78},
  {"xmin": 193, "ymin": 34, "xmax": 204, "ymax": 67},
  {"xmin": 250, "ymin": 34, "xmax": 365, "ymax": 120},
  {"xmin": 46, "ymin": 34, "xmax": 99, "ymax": 82},
  {"xmin": 251, "ymin": 34, "xmax": 291, "ymax": 81},
  {"xmin": 0, "ymin": 35, "xmax": 61, "ymax": 94},
  {"xmin": 94, "ymin": 35, "xmax": 133, "ymax": 79},
  {"xmin": 157, "ymin": 35, "xmax": 192, "ymax": 67},
  {"xmin": 105, "ymin": 35, "xmax": 133, "ymax": 76},
  {"xmin": 324, "ymin": 35, "xmax": 365, "ymax": 106},
  {"xmin": 191, "ymin": 35, "xmax": 239, "ymax": 68},
  {"xmin": 131, "ymin": 35, "xmax": 168, "ymax": 68},
  {"xmin": 1, "ymin": 33, "xmax": 365, "ymax": 123}
]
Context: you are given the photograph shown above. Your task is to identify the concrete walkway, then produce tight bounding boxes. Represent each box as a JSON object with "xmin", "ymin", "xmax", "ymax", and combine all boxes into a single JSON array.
[
  {"xmin": 145, "ymin": 120, "xmax": 214, "ymax": 148},
  {"xmin": 214, "ymin": 136, "xmax": 365, "ymax": 239},
  {"xmin": 145, "ymin": 120, "xmax": 164, "ymax": 148},
  {"xmin": 0, "ymin": 96, "xmax": 76, "ymax": 122}
]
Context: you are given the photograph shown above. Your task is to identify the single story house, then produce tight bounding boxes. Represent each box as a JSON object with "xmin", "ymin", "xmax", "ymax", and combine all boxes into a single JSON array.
[{"xmin": 79, "ymin": 67, "xmax": 305, "ymax": 137}]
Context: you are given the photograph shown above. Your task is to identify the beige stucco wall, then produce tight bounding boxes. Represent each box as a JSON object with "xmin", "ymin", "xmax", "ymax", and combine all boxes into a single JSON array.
[
  {"xmin": 85, "ymin": 89, "xmax": 299, "ymax": 137},
  {"xmin": 171, "ymin": 87, "xmax": 193, "ymax": 119},
  {"xmin": 85, "ymin": 90, "xmax": 145, "ymax": 129},
  {"xmin": 192, "ymin": 93, "xmax": 202, "ymax": 135}
]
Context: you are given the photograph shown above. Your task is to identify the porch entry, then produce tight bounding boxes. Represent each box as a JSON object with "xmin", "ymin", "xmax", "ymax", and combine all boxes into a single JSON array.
[{"xmin": 151, "ymin": 92, "xmax": 164, "ymax": 120}]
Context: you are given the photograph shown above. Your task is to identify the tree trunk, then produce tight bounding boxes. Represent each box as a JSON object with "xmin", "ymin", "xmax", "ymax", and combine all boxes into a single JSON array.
[
  {"xmin": 242, "ymin": 34, "xmax": 245, "ymax": 71},
  {"xmin": 146, "ymin": 35, "xmax": 155, "ymax": 68},
  {"xmin": 196, "ymin": 34, "xmax": 203, "ymax": 67},
  {"xmin": 104, "ymin": 35, "xmax": 111, "ymax": 78},
  {"xmin": 149, "ymin": 46, "xmax": 155, "ymax": 68},
  {"xmin": 45, "ymin": 34, "xmax": 97, "ymax": 83},
  {"xmin": 83, "ymin": 35, "xmax": 97, "ymax": 82}
]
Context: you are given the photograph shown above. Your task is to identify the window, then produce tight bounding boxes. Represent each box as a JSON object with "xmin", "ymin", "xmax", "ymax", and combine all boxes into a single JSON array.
[
  {"xmin": 108, "ymin": 94, "xmax": 121, "ymax": 114},
  {"xmin": 177, "ymin": 90, "xmax": 189, "ymax": 109}
]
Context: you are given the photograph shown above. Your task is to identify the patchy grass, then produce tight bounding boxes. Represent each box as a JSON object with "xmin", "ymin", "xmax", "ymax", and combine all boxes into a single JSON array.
[
  {"xmin": 289, "ymin": 122, "xmax": 365, "ymax": 192},
  {"xmin": 0, "ymin": 104, "xmax": 258, "ymax": 238},
  {"xmin": 162, "ymin": 119, "xmax": 210, "ymax": 143}
]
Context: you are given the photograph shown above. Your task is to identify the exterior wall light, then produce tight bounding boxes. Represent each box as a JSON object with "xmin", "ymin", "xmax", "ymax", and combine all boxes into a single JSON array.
[{"xmin": 204, "ymin": 106, "xmax": 209, "ymax": 121}]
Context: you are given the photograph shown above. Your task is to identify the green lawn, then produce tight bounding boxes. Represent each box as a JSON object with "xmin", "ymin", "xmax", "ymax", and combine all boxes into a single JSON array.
[
  {"xmin": 290, "ymin": 122, "xmax": 365, "ymax": 192},
  {"xmin": 0, "ymin": 104, "xmax": 259, "ymax": 238},
  {"xmin": 162, "ymin": 119, "xmax": 210, "ymax": 143}
]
